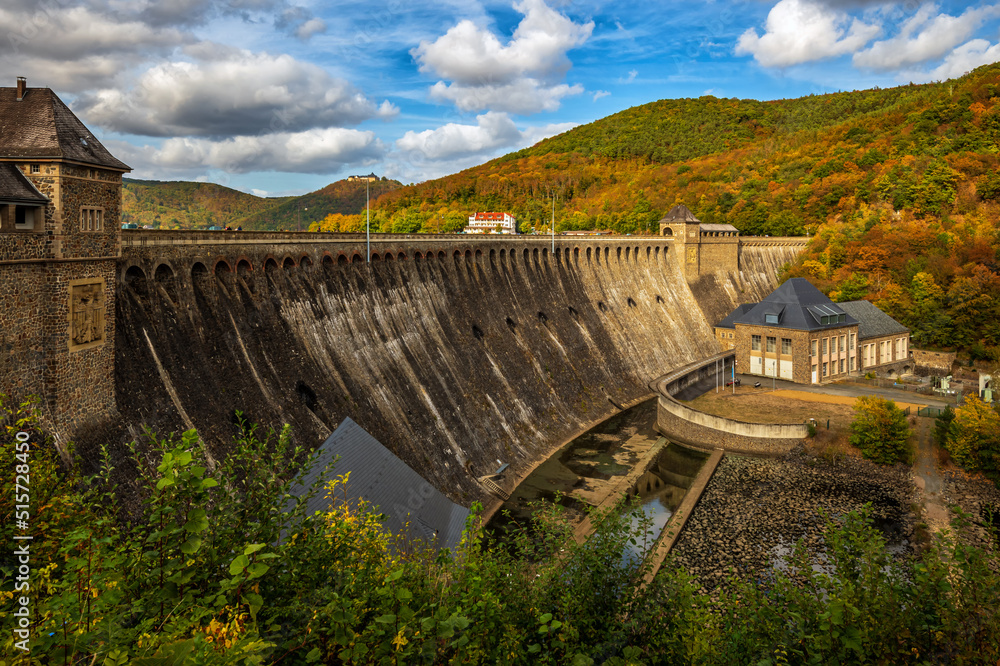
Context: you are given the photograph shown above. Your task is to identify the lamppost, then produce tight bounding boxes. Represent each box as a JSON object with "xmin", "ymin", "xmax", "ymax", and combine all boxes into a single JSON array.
[{"xmin": 366, "ymin": 178, "xmax": 370, "ymax": 263}]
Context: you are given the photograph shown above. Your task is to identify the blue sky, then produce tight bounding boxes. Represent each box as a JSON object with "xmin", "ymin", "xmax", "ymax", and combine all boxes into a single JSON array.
[{"xmin": 4, "ymin": 0, "xmax": 1000, "ymax": 196}]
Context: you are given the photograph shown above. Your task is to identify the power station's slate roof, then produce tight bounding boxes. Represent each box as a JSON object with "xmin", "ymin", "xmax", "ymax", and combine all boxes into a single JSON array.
[
  {"xmin": 285, "ymin": 417, "xmax": 470, "ymax": 551},
  {"xmin": 837, "ymin": 300, "xmax": 910, "ymax": 340},
  {"xmin": 700, "ymin": 223, "xmax": 738, "ymax": 233},
  {"xmin": 0, "ymin": 86, "xmax": 131, "ymax": 171},
  {"xmin": 715, "ymin": 303, "xmax": 756, "ymax": 329},
  {"xmin": 724, "ymin": 277, "xmax": 859, "ymax": 331},
  {"xmin": 0, "ymin": 163, "xmax": 47, "ymax": 203}
]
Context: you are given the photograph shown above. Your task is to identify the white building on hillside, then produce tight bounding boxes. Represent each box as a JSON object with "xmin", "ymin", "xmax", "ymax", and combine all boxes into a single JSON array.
[{"xmin": 465, "ymin": 212, "xmax": 517, "ymax": 234}]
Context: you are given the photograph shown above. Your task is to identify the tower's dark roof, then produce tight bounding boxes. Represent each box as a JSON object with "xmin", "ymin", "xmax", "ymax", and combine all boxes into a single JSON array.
[
  {"xmin": 284, "ymin": 417, "xmax": 469, "ymax": 551},
  {"xmin": 726, "ymin": 277, "xmax": 859, "ymax": 331},
  {"xmin": 837, "ymin": 300, "xmax": 910, "ymax": 339},
  {"xmin": 0, "ymin": 163, "xmax": 47, "ymax": 204},
  {"xmin": 0, "ymin": 86, "xmax": 131, "ymax": 171},
  {"xmin": 660, "ymin": 204, "xmax": 699, "ymax": 222}
]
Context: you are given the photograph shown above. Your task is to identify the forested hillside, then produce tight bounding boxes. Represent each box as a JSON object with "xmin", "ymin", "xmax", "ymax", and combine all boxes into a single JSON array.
[
  {"xmin": 122, "ymin": 179, "xmax": 291, "ymax": 229},
  {"xmin": 123, "ymin": 178, "xmax": 403, "ymax": 230},
  {"xmin": 331, "ymin": 63, "xmax": 1000, "ymax": 354}
]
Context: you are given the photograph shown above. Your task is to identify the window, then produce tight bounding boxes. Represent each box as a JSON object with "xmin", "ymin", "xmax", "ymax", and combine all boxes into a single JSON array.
[
  {"xmin": 822, "ymin": 362, "xmax": 828, "ymax": 377},
  {"xmin": 811, "ymin": 339, "xmax": 817, "ymax": 357},
  {"xmin": 840, "ymin": 335, "xmax": 846, "ymax": 352},
  {"xmin": 822, "ymin": 338, "xmax": 828, "ymax": 355},
  {"xmin": 766, "ymin": 336, "xmax": 776, "ymax": 353},
  {"xmin": 850, "ymin": 357, "xmax": 855, "ymax": 372},
  {"xmin": 30, "ymin": 164, "xmax": 40, "ymax": 174},
  {"xmin": 765, "ymin": 313, "xmax": 779, "ymax": 324},
  {"xmin": 849, "ymin": 333, "xmax": 855, "ymax": 350},
  {"xmin": 812, "ymin": 364, "xmax": 817, "ymax": 378},
  {"xmin": 840, "ymin": 359, "xmax": 845, "ymax": 374},
  {"xmin": 781, "ymin": 338, "xmax": 792, "ymax": 355},
  {"xmin": 80, "ymin": 207, "xmax": 103, "ymax": 232},
  {"xmin": 751, "ymin": 334, "xmax": 761, "ymax": 351}
]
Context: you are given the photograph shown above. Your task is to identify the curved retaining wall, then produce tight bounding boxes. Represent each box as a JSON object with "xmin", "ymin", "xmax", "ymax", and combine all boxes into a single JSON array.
[{"xmin": 655, "ymin": 352, "xmax": 808, "ymax": 455}]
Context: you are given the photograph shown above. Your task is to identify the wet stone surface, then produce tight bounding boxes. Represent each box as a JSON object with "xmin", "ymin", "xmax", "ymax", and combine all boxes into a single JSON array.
[{"xmin": 669, "ymin": 447, "xmax": 918, "ymax": 591}]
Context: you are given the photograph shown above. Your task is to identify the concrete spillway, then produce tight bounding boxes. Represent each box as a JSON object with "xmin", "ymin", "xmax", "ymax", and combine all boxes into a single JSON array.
[{"xmin": 115, "ymin": 242, "xmax": 795, "ymax": 506}]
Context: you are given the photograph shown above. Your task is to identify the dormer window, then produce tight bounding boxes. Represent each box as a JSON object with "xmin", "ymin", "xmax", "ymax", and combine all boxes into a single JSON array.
[{"xmin": 765, "ymin": 313, "xmax": 779, "ymax": 325}]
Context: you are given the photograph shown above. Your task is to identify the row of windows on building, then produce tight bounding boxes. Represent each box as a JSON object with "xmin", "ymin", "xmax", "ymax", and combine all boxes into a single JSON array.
[
  {"xmin": 811, "ymin": 333, "xmax": 855, "ymax": 357},
  {"xmin": 751, "ymin": 335, "xmax": 793, "ymax": 355},
  {"xmin": 815, "ymin": 357, "xmax": 854, "ymax": 378}
]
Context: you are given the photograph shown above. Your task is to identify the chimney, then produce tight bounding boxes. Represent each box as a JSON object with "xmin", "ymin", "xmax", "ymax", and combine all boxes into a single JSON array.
[{"xmin": 16, "ymin": 77, "xmax": 26, "ymax": 101}]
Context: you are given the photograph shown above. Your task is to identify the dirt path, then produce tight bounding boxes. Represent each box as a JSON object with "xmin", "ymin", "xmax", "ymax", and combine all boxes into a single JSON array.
[{"xmin": 913, "ymin": 417, "xmax": 950, "ymax": 533}]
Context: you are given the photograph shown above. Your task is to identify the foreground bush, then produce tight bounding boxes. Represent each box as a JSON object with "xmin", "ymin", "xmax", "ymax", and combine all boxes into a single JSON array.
[{"xmin": 2, "ymin": 395, "xmax": 999, "ymax": 664}]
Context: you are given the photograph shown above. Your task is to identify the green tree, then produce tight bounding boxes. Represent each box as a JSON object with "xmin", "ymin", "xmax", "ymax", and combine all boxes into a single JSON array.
[
  {"xmin": 849, "ymin": 395, "xmax": 912, "ymax": 464},
  {"xmin": 947, "ymin": 395, "xmax": 1000, "ymax": 471}
]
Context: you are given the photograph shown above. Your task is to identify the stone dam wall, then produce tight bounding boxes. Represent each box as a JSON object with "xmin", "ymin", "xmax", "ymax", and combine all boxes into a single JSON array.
[{"xmin": 112, "ymin": 236, "xmax": 800, "ymax": 508}]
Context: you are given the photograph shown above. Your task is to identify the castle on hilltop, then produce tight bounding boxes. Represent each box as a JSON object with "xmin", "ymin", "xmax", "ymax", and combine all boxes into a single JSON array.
[{"xmin": 0, "ymin": 77, "xmax": 130, "ymax": 452}]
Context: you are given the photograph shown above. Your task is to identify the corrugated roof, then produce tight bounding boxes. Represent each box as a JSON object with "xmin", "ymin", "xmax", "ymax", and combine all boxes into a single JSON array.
[
  {"xmin": 731, "ymin": 278, "xmax": 860, "ymax": 331},
  {"xmin": 0, "ymin": 85, "xmax": 131, "ymax": 171},
  {"xmin": 837, "ymin": 300, "xmax": 910, "ymax": 340},
  {"xmin": 0, "ymin": 163, "xmax": 47, "ymax": 203},
  {"xmin": 285, "ymin": 417, "xmax": 469, "ymax": 551}
]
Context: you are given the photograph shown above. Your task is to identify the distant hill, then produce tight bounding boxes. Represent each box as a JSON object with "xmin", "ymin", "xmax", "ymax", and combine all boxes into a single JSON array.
[
  {"xmin": 122, "ymin": 177, "xmax": 403, "ymax": 230},
  {"xmin": 234, "ymin": 178, "xmax": 403, "ymax": 230},
  {"xmin": 122, "ymin": 179, "xmax": 291, "ymax": 229}
]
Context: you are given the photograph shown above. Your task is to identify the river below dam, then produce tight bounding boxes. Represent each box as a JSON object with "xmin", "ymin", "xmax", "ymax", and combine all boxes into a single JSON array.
[{"xmin": 486, "ymin": 398, "xmax": 708, "ymax": 559}]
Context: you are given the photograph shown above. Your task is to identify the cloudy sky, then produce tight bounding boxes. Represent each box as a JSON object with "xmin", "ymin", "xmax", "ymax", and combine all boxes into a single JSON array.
[{"xmin": 6, "ymin": 0, "xmax": 1000, "ymax": 195}]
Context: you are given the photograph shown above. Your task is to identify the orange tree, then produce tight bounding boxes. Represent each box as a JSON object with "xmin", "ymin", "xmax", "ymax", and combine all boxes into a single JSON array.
[
  {"xmin": 849, "ymin": 395, "xmax": 912, "ymax": 464},
  {"xmin": 946, "ymin": 395, "xmax": 1000, "ymax": 473}
]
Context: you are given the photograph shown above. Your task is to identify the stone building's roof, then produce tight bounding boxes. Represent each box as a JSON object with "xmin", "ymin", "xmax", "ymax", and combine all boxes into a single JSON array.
[
  {"xmin": 284, "ymin": 417, "xmax": 469, "ymax": 551},
  {"xmin": 725, "ymin": 277, "xmax": 859, "ymax": 332},
  {"xmin": 0, "ymin": 163, "xmax": 47, "ymax": 204},
  {"xmin": 700, "ymin": 223, "xmax": 738, "ymax": 233},
  {"xmin": 0, "ymin": 84, "xmax": 131, "ymax": 171},
  {"xmin": 716, "ymin": 303, "xmax": 755, "ymax": 329},
  {"xmin": 660, "ymin": 204, "xmax": 699, "ymax": 222},
  {"xmin": 837, "ymin": 299, "xmax": 910, "ymax": 340}
]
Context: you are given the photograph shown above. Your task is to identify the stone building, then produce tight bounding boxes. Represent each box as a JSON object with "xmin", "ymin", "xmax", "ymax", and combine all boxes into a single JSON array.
[
  {"xmin": 714, "ymin": 278, "xmax": 910, "ymax": 384},
  {"xmin": 0, "ymin": 77, "xmax": 130, "ymax": 451},
  {"xmin": 658, "ymin": 204, "xmax": 739, "ymax": 280}
]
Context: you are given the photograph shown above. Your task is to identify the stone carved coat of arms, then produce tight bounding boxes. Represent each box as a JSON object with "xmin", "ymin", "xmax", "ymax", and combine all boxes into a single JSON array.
[{"xmin": 71, "ymin": 283, "xmax": 104, "ymax": 346}]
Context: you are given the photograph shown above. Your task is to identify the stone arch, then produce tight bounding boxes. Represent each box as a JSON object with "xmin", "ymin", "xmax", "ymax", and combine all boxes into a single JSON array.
[
  {"xmin": 554, "ymin": 247, "xmax": 561, "ymax": 261},
  {"xmin": 124, "ymin": 264, "xmax": 148, "ymax": 289},
  {"xmin": 153, "ymin": 263, "xmax": 174, "ymax": 282},
  {"xmin": 336, "ymin": 253, "xmax": 348, "ymax": 265},
  {"xmin": 397, "ymin": 251, "xmax": 407, "ymax": 261},
  {"xmin": 533, "ymin": 247, "xmax": 539, "ymax": 262},
  {"xmin": 371, "ymin": 252, "xmax": 382, "ymax": 262},
  {"xmin": 646, "ymin": 246, "xmax": 651, "ymax": 260},
  {"xmin": 384, "ymin": 252, "xmax": 395, "ymax": 261},
  {"xmin": 635, "ymin": 246, "xmax": 640, "ymax": 260},
  {"xmin": 282, "ymin": 256, "xmax": 296, "ymax": 269},
  {"xmin": 214, "ymin": 258, "xmax": 232, "ymax": 274},
  {"xmin": 574, "ymin": 247, "xmax": 580, "ymax": 263},
  {"xmin": 263, "ymin": 258, "xmax": 279, "ymax": 273},
  {"xmin": 465, "ymin": 249, "xmax": 473, "ymax": 258},
  {"xmin": 605, "ymin": 247, "xmax": 610, "ymax": 262},
  {"xmin": 586, "ymin": 247, "xmax": 592, "ymax": 262},
  {"xmin": 299, "ymin": 254, "xmax": 313, "ymax": 267},
  {"xmin": 662, "ymin": 226, "xmax": 673, "ymax": 236},
  {"xmin": 454, "ymin": 249, "xmax": 462, "ymax": 259},
  {"xmin": 437, "ymin": 250, "xmax": 445, "ymax": 260},
  {"xmin": 543, "ymin": 248, "xmax": 549, "ymax": 260},
  {"xmin": 192, "ymin": 261, "xmax": 209, "ymax": 279},
  {"xmin": 321, "ymin": 254, "xmax": 334, "ymax": 269},
  {"xmin": 489, "ymin": 248, "xmax": 496, "ymax": 263},
  {"xmin": 236, "ymin": 259, "xmax": 252, "ymax": 276},
  {"xmin": 523, "ymin": 248, "xmax": 530, "ymax": 263},
  {"xmin": 625, "ymin": 247, "xmax": 631, "ymax": 261},
  {"xmin": 414, "ymin": 251, "xmax": 424, "ymax": 260},
  {"xmin": 351, "ymin": 253, "xmax": 363, "ymax": 263},
  {"xmin": 499, "ymin": 248, "xmax": 506, "ymax": 262}
]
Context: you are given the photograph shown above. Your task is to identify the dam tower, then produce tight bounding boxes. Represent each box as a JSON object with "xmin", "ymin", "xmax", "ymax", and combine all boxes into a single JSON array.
[{"xmin": 0, "ymin": 77, "xmax": 131, "ymax": 452}]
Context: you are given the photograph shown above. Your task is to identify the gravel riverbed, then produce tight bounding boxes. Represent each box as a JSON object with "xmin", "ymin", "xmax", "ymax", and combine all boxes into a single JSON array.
[{"xmin": 669, "ymin": 447, "xmax": 919, "ymax": 590}]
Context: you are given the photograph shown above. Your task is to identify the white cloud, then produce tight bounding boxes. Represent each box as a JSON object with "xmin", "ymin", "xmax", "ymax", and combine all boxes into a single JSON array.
[
  {"xmin": 854, "ymin": 4, "xmax": 1000, "ymax": 70},
  {"xmin": 396, "ymin": 112, "xmax": 522, "ymax": 161},
  {"xmin": 114, "ymin": 127, "xmax": 385, "ymax": 175},
  {"xmin": 921, "ymin": 38, "xmax": 1000, "ymax": 80},
  {"xmin": 75, "ymin": 50, "xmax": 397, "ymax": 138},
  {"xmin": 621, "ymin": 69, "xmax": 638, "ymax": 83},
  {"xmin": 428, "ymin": 78, "xmax": 583, "ymax": 114},
  {"xmin": 412, "ymin": 0, "xmax": 593, "ymax": 114},
  {"xmin": 592, "ymin": 90, "xmax": 611, "ymax": 101},
  {"xmin": 735, "ymin": 0, "xmax": 881, "ymax": 67}
]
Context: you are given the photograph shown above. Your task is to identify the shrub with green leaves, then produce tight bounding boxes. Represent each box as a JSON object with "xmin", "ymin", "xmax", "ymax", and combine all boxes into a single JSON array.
[{"xmin": 849, "ymin": 394, "xmax": 912, "ymax": 464}]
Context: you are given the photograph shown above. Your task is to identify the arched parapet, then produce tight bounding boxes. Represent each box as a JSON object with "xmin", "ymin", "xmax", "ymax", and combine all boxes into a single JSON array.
[{"xmin": 214, "ymin": 258, "xmax": 233, "ymax": 274}]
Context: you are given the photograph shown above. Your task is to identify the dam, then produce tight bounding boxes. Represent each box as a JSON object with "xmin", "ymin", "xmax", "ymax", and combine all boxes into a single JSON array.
[{"xmin": 111, "ymin": 230, "xmax": 804, "ymax": 510}]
